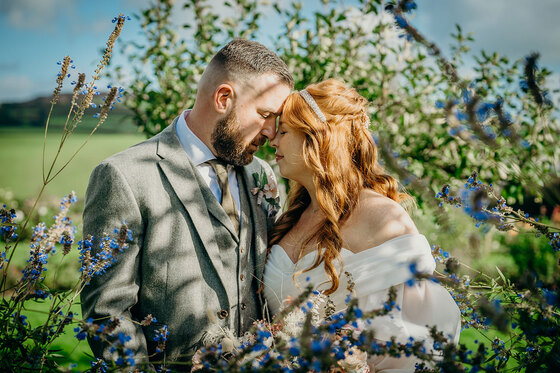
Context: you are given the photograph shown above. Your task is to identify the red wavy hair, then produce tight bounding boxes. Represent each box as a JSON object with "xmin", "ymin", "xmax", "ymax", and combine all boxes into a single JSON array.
[{"xmin": 266, "ymin": 79, "xmax": 412, "ymax": 295}]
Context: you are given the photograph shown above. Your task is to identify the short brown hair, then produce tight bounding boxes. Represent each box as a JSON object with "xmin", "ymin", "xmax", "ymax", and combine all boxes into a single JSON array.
[{"xmin": 210, "ymin": 38, "xmax": 294, "ymax": 88}]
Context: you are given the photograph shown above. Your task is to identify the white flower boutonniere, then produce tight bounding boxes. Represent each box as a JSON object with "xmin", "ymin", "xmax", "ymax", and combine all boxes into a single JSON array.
[{"xmin": 251, "ymin": 171, "xmax": 280, "ymax": 218}]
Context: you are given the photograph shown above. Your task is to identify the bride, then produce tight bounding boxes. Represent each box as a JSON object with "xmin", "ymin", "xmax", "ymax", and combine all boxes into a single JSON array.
[{"xmin": 262, "ymin": 79, "xmax": 461, "ymax": 371}]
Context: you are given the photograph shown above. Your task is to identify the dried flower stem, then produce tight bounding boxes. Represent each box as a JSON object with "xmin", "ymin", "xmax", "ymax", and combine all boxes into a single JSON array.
[
  {"xmin": 43, "ymin": 56, "xmax": 71, "ymax": 183},
  {"xmin": 60, "ymin": 73, "xmax": 86, "ymax": 139},
  {"xmin": 48, "ymin": 87, "xmax": 119, "ymax": 183},
  {"xmin": 1, "ymin": 15, "xmax": 127, "ymax": 295}
]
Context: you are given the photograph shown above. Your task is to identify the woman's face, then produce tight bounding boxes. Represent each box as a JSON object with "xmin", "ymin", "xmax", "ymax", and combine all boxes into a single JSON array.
[{"xmin": 269, "ymin": 119, "xmax": 309, "ymax": 181}]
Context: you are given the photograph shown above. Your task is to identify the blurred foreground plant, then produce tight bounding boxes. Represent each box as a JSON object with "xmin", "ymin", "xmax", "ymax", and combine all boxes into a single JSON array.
[
  {"xmin": 0, "ymin": 14, "xmax": 157, "ymax": 371},
  {"xmin": 1, "ymin": 14, "xmax": 128, "ymax": 290}
]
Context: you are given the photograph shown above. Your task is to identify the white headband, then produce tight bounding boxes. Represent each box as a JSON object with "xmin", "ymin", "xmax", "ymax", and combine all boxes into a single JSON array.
[
  {"xmin": 299, "ymin": 89, "xmax": 370, "ymax": 128},
  {"xmin": 299, "ymin": 89, "xmax": 327, "ymax": 123}
]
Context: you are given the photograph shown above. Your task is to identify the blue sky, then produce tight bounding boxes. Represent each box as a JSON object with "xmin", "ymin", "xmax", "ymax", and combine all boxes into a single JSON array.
[{"xmin": 1, "ymin": 0, "xmax": 559, "ymax": 103}]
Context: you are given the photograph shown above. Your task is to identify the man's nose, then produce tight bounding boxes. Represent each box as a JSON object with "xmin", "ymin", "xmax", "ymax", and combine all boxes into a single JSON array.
[
  {"xmin": 261, "ymin": 118, "xmax": 277, "ymax": 139},
  {"xmin": 269, "ymin": 133, "xmax": 278, "ymax": 148}
]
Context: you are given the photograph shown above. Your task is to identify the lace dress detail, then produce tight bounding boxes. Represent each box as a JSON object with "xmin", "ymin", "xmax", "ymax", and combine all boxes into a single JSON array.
[{"xmin": 262, "ymin": 234, "xmax": 461, "ymax": 372}]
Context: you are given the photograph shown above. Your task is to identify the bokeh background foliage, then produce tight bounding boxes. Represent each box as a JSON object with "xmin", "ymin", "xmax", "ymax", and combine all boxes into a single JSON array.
[
  {"xmin": 1, "ymin": 0, "xmax": 559, "ymax": 371},
  {"xmin": 118, "ymin": 0, "xmax": 559, "ymax": 207}
]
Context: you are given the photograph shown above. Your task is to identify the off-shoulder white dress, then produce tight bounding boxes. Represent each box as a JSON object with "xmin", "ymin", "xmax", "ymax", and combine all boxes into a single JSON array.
[{"xmin": 263, "ymin": 233, "xmax": 461, "ymax": 372}]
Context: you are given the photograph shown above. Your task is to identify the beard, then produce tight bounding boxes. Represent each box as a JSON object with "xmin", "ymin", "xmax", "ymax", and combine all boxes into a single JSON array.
[{"xmin": 211, "ymin": 107, "xmax": 264, "ymax": 166}]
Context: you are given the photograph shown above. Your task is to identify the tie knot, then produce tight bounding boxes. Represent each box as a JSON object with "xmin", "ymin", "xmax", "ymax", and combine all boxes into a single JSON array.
[
  {"xmin": 205, "ymin": 159, "xmax": 239, "ymax": 234},
  {"xmin": 207, "ymin": 158, "xmax": 228, "ymax": 175}
]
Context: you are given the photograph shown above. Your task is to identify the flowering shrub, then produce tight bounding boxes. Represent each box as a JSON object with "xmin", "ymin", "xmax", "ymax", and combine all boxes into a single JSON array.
[
  {"xmin": 0, "ymin": 196, "xmax": 135, "ymax": 370},
  {"xmin": 119, "ymin": 0, "xmax": 559, "ymax": 207}
]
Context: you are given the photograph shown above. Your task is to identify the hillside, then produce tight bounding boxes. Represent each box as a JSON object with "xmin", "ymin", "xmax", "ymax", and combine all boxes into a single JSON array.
[{"xmin": 0, "ymin": 93, "xmax": 138, "ymax": 133}]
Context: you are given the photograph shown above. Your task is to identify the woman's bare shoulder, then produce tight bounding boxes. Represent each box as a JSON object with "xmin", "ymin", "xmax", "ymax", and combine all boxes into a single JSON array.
[{"xmin": 342, "ymin": 189, "xmax": 418, "ymax": 253}]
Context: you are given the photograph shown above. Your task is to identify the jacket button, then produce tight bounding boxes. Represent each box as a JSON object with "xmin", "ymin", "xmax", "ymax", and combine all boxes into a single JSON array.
[
  {"xmin": 218, "ymin": 310, "xmax": 228, "ymax": 319},
  {"xmin": 240, "ymin": 247, "xmax": 245, "ymax": 254},
  {"xmin": 240, "ymin": 274, "xmax": 245, "ymax": 281},
  {"xmin": 240, "ymin": 303, "xmax": 247, "ymax": 310}
]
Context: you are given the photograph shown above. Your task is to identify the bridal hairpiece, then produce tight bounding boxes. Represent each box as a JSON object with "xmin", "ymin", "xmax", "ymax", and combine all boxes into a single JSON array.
[
  {"xmin": 299, "ymin": 89, "xmax": 327, "ymax": 123},
  {"xmin": 299, "ymin": 89, "xmax": 370, "ymax": 128}
]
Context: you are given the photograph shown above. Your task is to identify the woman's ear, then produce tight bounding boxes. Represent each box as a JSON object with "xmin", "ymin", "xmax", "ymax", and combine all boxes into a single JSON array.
[{"xmin": 214, "ymin": 84, "xmax": 234, "ymax": 114}]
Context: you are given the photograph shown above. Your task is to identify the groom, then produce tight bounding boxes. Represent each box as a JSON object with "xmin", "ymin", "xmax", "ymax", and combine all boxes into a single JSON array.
[{"xmin": 81, "ymin": 39, "xmax": 293, "ymax": 366}]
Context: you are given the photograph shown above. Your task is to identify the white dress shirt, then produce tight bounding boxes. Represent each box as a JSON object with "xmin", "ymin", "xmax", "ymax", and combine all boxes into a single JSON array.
[{"xmin": 176, "ymin": 110, "xmax": 241, "ymax": 219}]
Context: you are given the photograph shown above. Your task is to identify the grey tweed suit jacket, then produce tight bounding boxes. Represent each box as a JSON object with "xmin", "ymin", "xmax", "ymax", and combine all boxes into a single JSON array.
[{"xmin": 80, "ymin": 117, "xmax": 277, "ymax": 365}]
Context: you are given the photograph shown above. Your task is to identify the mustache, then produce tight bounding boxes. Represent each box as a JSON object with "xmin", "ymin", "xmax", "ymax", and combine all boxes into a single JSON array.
[{"xmin": 253, "ymin": 136, "xmax": 267, "ymax": 147}]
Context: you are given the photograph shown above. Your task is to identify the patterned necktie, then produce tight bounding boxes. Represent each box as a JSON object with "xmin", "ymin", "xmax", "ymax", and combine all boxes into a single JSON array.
[{"xmin": 206, "ymin": 159, "xmax": 239, "ymax": 234}]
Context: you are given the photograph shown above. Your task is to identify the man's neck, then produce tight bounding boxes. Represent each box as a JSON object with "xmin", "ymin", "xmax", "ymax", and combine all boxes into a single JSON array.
[{"xmin": 184, "ymin": 108, "xmax": 216, "ymax": 155}]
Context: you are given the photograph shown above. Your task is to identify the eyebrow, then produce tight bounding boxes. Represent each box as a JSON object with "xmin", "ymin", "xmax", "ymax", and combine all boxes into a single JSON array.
[{"xmin": 261, "ymin": 107, "xmax": 282, "ymax": 116}]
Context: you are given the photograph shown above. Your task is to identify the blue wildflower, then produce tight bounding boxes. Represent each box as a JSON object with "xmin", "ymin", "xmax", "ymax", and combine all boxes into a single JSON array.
[
  {"xmin": 408, "ymin": 262, "xmax": 418, "ymax": 274},
  {"xmin": 462, "ymin": 89, "xmax": 472, "ymax": 104},
  {"xmin": 449, "ymin": 127, "xmax": 459, "ymax": 136},
  {"xmin": 117, "ymin": 332, "xmax": 131, "ymax": 345},
  {"xmin": 456, "ymin": 111, "xmax": 468, "ymax": 121},
  {"xmin": 543, "ymin": 289, "xmax": 557, "ymax": 306},
  {"xmin": 394, "ymin": 15, "xmax": 408, "ymax": 28},
  {"xmin": 257, "ymin": 330, "xmax": 272, "ymax": 340},
  {"xmin": 403, "ymin": 1, "xmax": 417, "ymax": 12},
  {"xmin": 289, "ymin": 346, "xmax": 300, "ymax": 356},
  {"xmin": 311, "ymin": 340, "xmax": 323, "ymax": 353},
  {"xmin": 477, "ymin": 102, "xmax": 494, "ymax": 122},
  {"xmin": 74, "ymin": 326, "xmax": 87, "ymax": 340},
  {"xmin": 312, "ymin": 360, "xmax": 322, "ymax": 371}
]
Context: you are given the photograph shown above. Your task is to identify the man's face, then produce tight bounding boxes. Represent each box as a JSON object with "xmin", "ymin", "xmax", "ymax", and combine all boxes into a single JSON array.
[{"xmin": 211, "ymin": 74, "xmax": 291, "ymax": 166}]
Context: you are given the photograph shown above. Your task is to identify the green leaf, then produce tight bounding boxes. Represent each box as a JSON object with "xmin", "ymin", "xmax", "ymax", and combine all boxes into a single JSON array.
[
  {"xmin": 336, "ymin": 14, "xmax": 347, "ymax": 22},
  {"xmin": 496, "ymin": 266, "xmax": 507, "ymax": 285}
]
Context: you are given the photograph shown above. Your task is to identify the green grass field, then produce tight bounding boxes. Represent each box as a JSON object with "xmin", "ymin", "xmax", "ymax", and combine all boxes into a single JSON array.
[
  {"xmin": 0, "ymin": 127, "xmax": 145, "ymax": 201},
  {"xmin": 22, "ymin": 300, "xmax": 93, "ymax": 370},
  {"xmin": 0, "ymin": 127, "xmax": 145, "ymax": 370}
]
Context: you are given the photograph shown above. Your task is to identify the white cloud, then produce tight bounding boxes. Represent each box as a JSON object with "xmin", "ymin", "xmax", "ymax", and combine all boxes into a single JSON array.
[
  {"xmin": 0, "ymin": 74, "xmax": 36, "ymax": 103},
  {"xmin": 89, "ymin": 17, "xmax": 114, "ymax": 34},
  {"xmin": 0, "ymin": 0, "xmax": 76, "ymax": 32}
]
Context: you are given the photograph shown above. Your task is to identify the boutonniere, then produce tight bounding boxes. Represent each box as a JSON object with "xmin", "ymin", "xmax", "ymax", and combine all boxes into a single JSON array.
[{"xmin": 251, "ymin": 171, "xmax": 280, "ymax": 217}]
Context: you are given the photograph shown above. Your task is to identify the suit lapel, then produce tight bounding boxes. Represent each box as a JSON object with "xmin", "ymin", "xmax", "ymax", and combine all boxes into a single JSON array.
[
  {"xmin": 155, "ymin": 118, "xmax": 233, "ymax": 300},
  {"xmin": 241, "ymin": 162, "xmax": 269, "ymax": 282},
  {"xmin": 197, "ymin": 176, "xmax": 239, "ymax": 243}
]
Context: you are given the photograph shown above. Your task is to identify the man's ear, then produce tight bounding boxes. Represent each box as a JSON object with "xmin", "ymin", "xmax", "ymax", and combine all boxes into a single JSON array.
[{"xmin": 214, "ymin": 84, "xmax": 234, "ymax": 114}]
